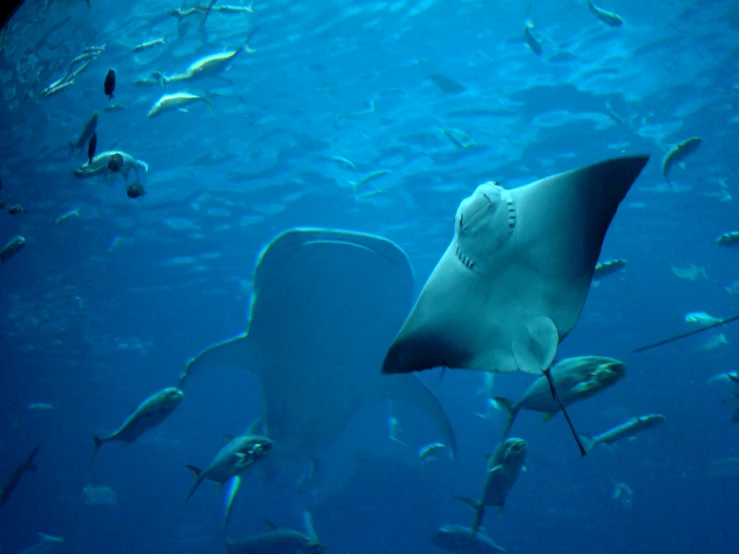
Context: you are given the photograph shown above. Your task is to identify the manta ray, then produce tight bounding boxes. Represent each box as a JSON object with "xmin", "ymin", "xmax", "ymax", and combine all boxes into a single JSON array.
[
  {"xmin": 381, "ymin": 156, "xmax": 650, "ymax": 453},
  {"xmin": 179, "ymin": 227, "xmax": 456, "ymax": 484}
]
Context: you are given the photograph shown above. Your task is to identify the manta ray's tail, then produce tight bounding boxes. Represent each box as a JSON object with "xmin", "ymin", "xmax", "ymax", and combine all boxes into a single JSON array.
[
  {"xmin": 634, "ymin": 312, "xmax": 739, "ymax": 353},
  {"xmin": 454, "ymin": 496, "xmax": 485, "ymax": 534},
  {"xmin": 542, "ymin": 368, "xmax": 587, "ymax": 457}
]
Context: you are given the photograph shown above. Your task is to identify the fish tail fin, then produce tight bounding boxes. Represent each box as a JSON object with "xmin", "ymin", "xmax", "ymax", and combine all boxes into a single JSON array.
[
  {"xmin": 578, "ymin": 434, "xmax": 594, "ymax": 453},
  {"xmin": 90, "ymin": 437, "xmax": 103, "ymax": 467},
  {"xmin": 24, "ymin": 444, "xmax": 40, "ymax": 471},
  {"xmin": 454, "ymin": 495, "xmax": 479, "ymax": 509},
  {"xmin": 246, "ymin": 0, "xmax": 254, "ymax": 12},
  {"xmin": 26, "ymin": 443, "xmax": 41, "ymax": 468},
  {"xmin": 69, "ymin": 141, "xmax": 75, "ymax": 155},
  {"xmin": 201, "ymin": 96, "xmax": 215, "ymax": 116},
  {"xmin": 540, "ymin": 412, "xmax": 555, "ymax": 423},
  {"xmin": 185, "ymin": 465, "xmax": 203, "ymax": 502},
  {"xmin": 244, "ymin": 27, "xmax": 257, "ymax": 53},
  {"xmin": 454, "ymin": 497, "xmax": 485, "ymax": 533},
  {"xmin": 492, "ymin": 397, "xmax": 518, "ymax": 440}
]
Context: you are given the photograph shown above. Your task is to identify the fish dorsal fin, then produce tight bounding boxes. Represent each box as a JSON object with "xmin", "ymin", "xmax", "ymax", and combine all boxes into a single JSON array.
[
  {"xmin": 264, "ymin": 519, "xmax": 278, "ymax": 530},
  {"xmin": 245, "ymin": 416, "xmax": 263, "ymax": 436},
  {"xmin": 303, "ymin": 510, "xmax": 317, "ymax": 539}
]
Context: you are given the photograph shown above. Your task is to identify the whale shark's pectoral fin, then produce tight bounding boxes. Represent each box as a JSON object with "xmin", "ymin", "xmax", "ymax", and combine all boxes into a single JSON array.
[
  {"xmin": 178, "ymin": 333, "xmax": 251, "ymax": 388},
  {"xmin": 374, "ymin": 373, "xmax": 457, "ymax": 459}
]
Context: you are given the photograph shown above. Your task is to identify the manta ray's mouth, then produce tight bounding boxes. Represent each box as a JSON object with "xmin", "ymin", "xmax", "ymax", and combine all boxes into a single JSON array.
[{"xmin": 458, "ymin": 193, "xmax": 493, "ymax": 234}]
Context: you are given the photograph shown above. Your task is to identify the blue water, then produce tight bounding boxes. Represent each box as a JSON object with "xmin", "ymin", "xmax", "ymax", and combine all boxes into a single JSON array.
[{"xmin": 1, "ymin": 0, "xmax": 739, "ymax": 552}]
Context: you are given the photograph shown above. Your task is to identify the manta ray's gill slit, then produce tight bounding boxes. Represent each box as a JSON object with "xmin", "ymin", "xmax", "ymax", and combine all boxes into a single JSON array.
[
  {"xmin": 455, "ymin": 245, "xmax": 475, "ymax": 269},
  {"xmin": 504, "ymin": 193, "xmax": 517, "ymax": 235}
]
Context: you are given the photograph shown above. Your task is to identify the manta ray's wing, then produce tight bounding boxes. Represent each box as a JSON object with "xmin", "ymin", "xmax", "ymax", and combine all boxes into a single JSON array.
[
  {"xmin": 382, "ymin": 156, "xmax": 650, "ymax": 377},
  {"xmin": 182, "ymin": 228, "xmax": 456, "ymax": 466},
  {"xmin": 373, "ymin": 373, "xmax": 457, "ymax": 457},
  {"xmin": 510, "ymin": 156, "xmax": 650, "ymax": 345}
]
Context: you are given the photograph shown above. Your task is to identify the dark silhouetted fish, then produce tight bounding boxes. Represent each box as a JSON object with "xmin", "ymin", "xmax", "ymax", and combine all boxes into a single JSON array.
[
  {"xmin": 226, "ymin": 513, "xmax": 326, "ymax": 554},
  {"xmin": 417, "ymin": 59, "xmax": 465, "ymax": 94},
  {"xmin": 87, "ymin": 132, "xmax": 97, "ymax": 165},
  {"xmin": 0, "ymin": 443, "xmax": 40, "ymax": 511},
  {"xmin": 126, "ymin": 183, "xmax": 146, "ymax": 198},
  {"xmin": 431, "ymin": 524, "xmax": 506, "ymax": 553},
  {"xmin": 69, "ymin": 111, "xmax": 99, "ymax": 154},
  {"xmin": 0, "ymin": 235, "xmax": 26, "ymax": 264},
  {"xmin": 104, "ymin": 69, "xmax": 116, "ymax": 99}
]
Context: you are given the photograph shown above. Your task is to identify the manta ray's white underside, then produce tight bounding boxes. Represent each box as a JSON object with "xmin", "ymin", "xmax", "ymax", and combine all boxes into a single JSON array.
[{"xmin": 382, "ymin": 155, "xmax": 650, "ymax": 377}]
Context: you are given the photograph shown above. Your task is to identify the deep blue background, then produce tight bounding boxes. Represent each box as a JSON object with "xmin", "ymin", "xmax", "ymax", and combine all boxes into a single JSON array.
[{"xmin": 1, "ymin": 0, "xmax": 739, "ymax": 552}]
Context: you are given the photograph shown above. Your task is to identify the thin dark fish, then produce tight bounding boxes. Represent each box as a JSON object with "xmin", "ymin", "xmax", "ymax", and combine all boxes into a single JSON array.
[
  {"xmin": 87, "ymin": 132, "xmax": 97, "ymax": 164},
  {"xmin": 104, "ymin": 69, "xmax": 116, "ymax": 99},
  {"xmin": 417, "ymin": 59, "xmax": 465, "ymax": 94},
  {"xmin": 0, "ymin": 444, "xmax": 41, "ymax": 511},
  {"xmin": 126, "ymin": 183, "xmax": 146, "ymax": 198}
]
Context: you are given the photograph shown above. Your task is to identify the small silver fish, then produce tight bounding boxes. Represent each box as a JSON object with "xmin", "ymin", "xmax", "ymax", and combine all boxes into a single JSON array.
[
  {"xmin": 587, "ymin": 0, "xmax": 624, "ymax": 27},
  {"xmin": 0, "ymin": 235, "xmax": 26, "ymax": 264},
  {"xmin": 594, "ymin": 258, "xmax": 627, "ymax": 280},
  {"xmin": 91, "ymin": 387, "xmax": 184, "ymax": 465},
  {"xmin": 27, "ymin": 403, "xmax": 54, "ymax": 410},
  {"xmin": 661, "ymin": 137, "xmax": 702, "ymax": 189},
  {"xmin": 132, "ymin": 37, "xmax": 167, "ymax": 52},
  {"xmin": 578, "ymin": 414, "xmax": 666, "ymax": 452}
]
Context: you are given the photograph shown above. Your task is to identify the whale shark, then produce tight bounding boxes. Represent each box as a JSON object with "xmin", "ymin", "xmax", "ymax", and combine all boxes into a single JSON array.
[{"xmin": 179, "ymin": 228, "xmax": 456, "ymax": 487}]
